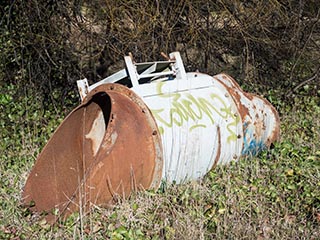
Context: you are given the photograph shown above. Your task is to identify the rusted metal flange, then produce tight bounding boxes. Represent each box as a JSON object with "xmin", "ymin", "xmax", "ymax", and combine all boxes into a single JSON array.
[{"xmin": 22, "ymin": 83, "xmax": 163, "ymax": 221}]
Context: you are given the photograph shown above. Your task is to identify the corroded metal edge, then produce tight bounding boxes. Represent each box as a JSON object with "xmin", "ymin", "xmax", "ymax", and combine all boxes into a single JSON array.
[
  {"xmin": 214, "ymin": 73, "xmax": 280, "ymax": 155},
  {"xmin": 22, "ymin": 83, "xmax": 163, "ymax": 221},
  {"xmin": 86, "ymin": 83, "xmax": 164, "ymax": 190}
]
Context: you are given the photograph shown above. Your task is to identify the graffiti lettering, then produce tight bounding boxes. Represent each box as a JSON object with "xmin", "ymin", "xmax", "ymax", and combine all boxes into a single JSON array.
[{"xmin": 151, "ymin": 82, "xmax": 239, "ymax": 142}]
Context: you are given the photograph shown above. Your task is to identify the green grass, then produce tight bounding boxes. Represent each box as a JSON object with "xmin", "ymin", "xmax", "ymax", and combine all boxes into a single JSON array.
[{"xmin": 0, "ymin": 84, "xmax": 319, "ymax": 239}]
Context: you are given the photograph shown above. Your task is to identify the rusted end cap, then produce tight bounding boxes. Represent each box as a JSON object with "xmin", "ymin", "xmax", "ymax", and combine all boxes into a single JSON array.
[{"xmin": 22, "ymin": 83, "xmax": 163, "ymax": 221}]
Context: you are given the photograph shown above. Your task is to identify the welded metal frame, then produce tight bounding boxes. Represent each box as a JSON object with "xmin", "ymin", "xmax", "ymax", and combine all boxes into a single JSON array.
[{"xmin": 77, "ymin": 52, "xmax": 186, "ymax": 101}]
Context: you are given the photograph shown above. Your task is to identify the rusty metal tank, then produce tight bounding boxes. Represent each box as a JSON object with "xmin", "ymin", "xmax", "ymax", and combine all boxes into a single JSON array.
[
  {"xmin": 22, "ymin": 52, "xmax": 280, "ymax": 220},
  {"xmin": 22, "ymin": 84, "xmax": 163, "ymax": 220}
]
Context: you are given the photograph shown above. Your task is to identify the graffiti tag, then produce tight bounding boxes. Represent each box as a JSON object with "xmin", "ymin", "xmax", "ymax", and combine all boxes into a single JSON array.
[{"xmin": 150, "ymin": 82, "xmax": 239, "ymax": 142}]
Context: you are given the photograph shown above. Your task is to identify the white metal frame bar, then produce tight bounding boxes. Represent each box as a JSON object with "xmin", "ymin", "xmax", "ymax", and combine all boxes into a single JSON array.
[{"xmin": 77, "ymin": 52, "xmax": 187, "ymax": 101}]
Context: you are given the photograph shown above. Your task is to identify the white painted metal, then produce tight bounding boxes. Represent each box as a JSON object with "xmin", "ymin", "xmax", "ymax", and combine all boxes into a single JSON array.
[
  {"xmin": 76, "ymin": 52, "xmax": 279, "ymax": 184},
  {"xmin": 124, "ymin": 56, "xmax": 139, "ymax": 87},
  {"xmin": 76, "ymin": 78, "xmax": 89, "ymax": 101},
  {"xmin": 169, "ymin": 52, "xmax": 187, "ymax": 80},
  {"xmin": 132, "ymin": 72, "xmax": 243, "ymax": 183}
]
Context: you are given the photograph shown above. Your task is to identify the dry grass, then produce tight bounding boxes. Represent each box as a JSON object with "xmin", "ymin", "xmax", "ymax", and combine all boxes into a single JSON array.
[
  {"xmin": 2, "ymin": 94, "xmax": 318, "ymax": 239},
  {"xmin": 0, "ymin": 101, "xmax": 319, "ymax": 239}
]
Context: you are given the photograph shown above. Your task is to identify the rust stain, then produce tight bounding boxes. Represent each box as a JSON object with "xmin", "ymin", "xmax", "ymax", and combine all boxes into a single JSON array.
[
  {"xmin": 212, "ymin": 126, "xmax": 222, "ymax": 169},
  {"xmin": 252, "ymin": 94, "xmax": 281, "ymax": 145},
  {"xmin": 214, "ymin": 73, "xmax": 280, "ymax": 154},
  {"xmin": 214, "ymin": 75, "xmax": 250, "ymax": 120},
  {"xmin": 254, "ymin": 119, "xmax": 263, "ymax": 140}
]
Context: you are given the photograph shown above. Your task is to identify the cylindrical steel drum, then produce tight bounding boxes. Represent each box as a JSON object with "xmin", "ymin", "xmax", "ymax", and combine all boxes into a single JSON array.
[{"xmin": 23, "ymin": 73, "xmax": 279, "ymax": 221}]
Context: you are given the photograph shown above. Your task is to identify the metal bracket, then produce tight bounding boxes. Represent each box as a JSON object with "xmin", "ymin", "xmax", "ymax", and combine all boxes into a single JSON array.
[
  {"xmin": 77, "ymin": 78, "xmax": 89, "ymax": 101},
  {"xmin": 76, "ymin": 52, "xmax": 187, "ymax": 101}
]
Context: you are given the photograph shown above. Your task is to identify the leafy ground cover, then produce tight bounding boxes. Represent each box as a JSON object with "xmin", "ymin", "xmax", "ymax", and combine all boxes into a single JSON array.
[{"xmin": 0, "ymin": 84, "xmax": 319, "ymax": 239}]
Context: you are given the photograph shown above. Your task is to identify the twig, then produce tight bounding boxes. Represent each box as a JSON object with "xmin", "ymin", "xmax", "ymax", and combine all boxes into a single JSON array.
[
  {"xmin": 287, "ymin": 66, "xmax": 320, "ymax": 96},
  {"xmin": 289, "ymin": 8, "xmax": 320, "ymax": 81}
]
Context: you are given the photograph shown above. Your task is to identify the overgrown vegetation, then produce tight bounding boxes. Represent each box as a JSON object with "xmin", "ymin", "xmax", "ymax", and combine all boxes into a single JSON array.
[
  {"xmin": 0, "ymin": 86, "xmax": 319, "ymax": 239},
  {"xmin": 1, "ymin": 0, "xmax": 319, "ymax": 97},
  {"xmin": 0, "ymin": 0, "xmax": 319, "ymax": 239}
]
